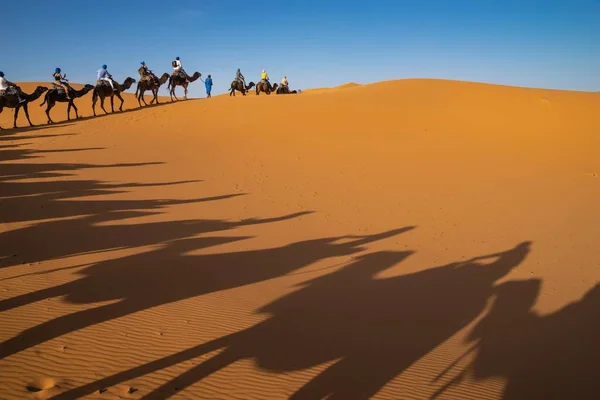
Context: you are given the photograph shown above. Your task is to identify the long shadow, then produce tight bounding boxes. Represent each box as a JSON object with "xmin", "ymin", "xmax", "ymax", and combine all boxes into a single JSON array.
[
  {"xmin": 431, "ymin": 279, "xmax": 600, "ymax": 399},
  {"xmin": 0, "ymin": 209, "xmax": 312, "ymax": 268},
  {"xmin": 0, "ymin": 122, "xmax": 77, "ymax": 136},
  {"xmin": 2, "ymin": 97, "xmax": 201, "ymax": 135},
  {"xmin": 0, "ymin": 139, "xmax": 327, "ymax": 365},
  {"xmin": 0, "ymin": 132, "xmax": 76, "ymax": 142},
  {"xmin": 0, "ymin": 158, "xmax": 164, "ymax": 182},
  {"xmin": 0, "ymin": 146, "xmax": 185, "ymax": 228},
  {"xmin": 0, "ymin": 227, "xmax": 411, "ymax": 363},
  {"xmin": 51, "ymin": 240, "xmax": 530, "ymax": 400},
  {"xmin": 0, "ymin": 147, "xmax": 104, "ymax": 163}
]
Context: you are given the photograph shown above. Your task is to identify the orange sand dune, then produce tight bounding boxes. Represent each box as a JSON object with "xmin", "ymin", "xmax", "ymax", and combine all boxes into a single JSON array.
[{"xmin": 1, "ymin": 78, "xmax": 599, "ymax": 399}]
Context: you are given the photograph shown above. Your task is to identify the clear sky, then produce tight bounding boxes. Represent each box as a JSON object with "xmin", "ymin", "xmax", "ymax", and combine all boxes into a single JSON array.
[{"xmin": 4, "ymin": 0, "xmax": 599, "ymax": 97}]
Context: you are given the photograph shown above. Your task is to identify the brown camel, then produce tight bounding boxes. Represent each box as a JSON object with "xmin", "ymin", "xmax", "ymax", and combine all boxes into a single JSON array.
[
  {"xmin": 135, "ymin": 73, "xmax": 170, "ymax": 107},
  {"xmin": 167, "ymin": 71, "xmax": 201, "ymax": 101},
  {"xmin": 0, "ymin": 86, "xmax": 48, "ymax": 129},
  {"xmin": 256, "ymin": 81, "xmax": 279, "ymax": 96},
  {"xmin": 40, "ymin": 84, "xmax": 95, "ymax": 124},
  {"xmin": 229, "ymin": 80, "xmax": 256, "ymax": 97},
  {"xmin": 276, "ymin": 85, "xmax": 298, "ymax": 95},
  {"xmin": 91, "ymin": 77, "xmax": 136, "ymax": 116}
]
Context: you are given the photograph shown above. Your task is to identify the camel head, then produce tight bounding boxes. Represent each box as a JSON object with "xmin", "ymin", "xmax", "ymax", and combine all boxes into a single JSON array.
[
  {"xmin": 83, "ymin": 84, "xmax": 95, "ymax": 90},
  {"xmin": 122, "ymin": 77, "xmax": 136, "ymax": 90},
  {"xmin": 247, "ymin": 82, "xmax": 256, "ymax": 89},
  {"xmin": 159, "ymin": 73, "xmax": 170, "ymax": 84},
  {"xmin": 189, "ymin": 72, "xmax": 202, "ymax": 82},
  {"xmin": 272, "ymin": 83, "xmax": 279, "ymax": 90},
  {"xmin": 35, "ymin": 86, "xmax": 49, "ymax": 95}
]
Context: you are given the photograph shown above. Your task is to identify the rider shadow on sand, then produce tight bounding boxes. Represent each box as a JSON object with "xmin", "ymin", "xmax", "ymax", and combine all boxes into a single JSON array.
[
  {"xmin": 433, "ymin": 278, "xmax": 600, "ymax": 399},
  {"xmin": 0, "ymin": 225, "xmax": 410, "ymax": 363},
  {"xmin": 55, "ymin": 240, "xmax": 531, "ymax": 400}
]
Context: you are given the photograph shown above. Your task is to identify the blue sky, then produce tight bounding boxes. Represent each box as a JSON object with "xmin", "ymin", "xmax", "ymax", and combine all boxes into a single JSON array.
[{"xmin": 4, "ymin": 0, "xmax": 599, "ymax": 97}]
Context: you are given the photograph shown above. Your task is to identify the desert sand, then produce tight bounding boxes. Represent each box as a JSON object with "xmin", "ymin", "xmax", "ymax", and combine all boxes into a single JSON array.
[{"xmin": 1, "ymin": 79, "xmax": 599, "ymax": 399}]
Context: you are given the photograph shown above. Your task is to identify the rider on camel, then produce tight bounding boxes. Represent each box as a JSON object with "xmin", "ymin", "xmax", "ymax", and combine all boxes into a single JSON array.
[
  {"xmin": 173, "ymin": 57, "xmax": 190, "ymax": 80},
  {"xmin": 53, "ymin": 68, "xmax": 71, "ymax": 100},
  {"xmin": 261, "ymin": 69, "xmax": 270, "ymax": 84},
  {"xmin": 281, "ymin": 76, "xmax": 289, "ymax": 89},
  {"xmin": 138, "ymin": 61, "xmax": 155, "ymax": 83},
  {"xmin": 236, "ymin": 68, "xmax": 246, "ymax": 88},
  {"xmin": 0, "ymin": 71, "xmax": 25, "ymax": 103},
  {"xmin": 97, "ymin": 64, "xmax": 118, "ymax": 91}
]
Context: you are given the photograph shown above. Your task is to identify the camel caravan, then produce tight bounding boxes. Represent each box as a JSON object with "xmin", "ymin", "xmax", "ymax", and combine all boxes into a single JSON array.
[
  {"xmin": 0, "ymin": 58, "xmax": 298, "ymax": 129},
  {"xmin": 229, "ymin": 69, "xmax": 297, "ymax": 96}
]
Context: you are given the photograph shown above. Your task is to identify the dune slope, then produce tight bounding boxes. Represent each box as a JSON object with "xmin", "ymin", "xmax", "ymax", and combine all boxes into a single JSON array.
[{"xmin": 1, "ymin": 79, "xmax": 599, "ymax": 399}]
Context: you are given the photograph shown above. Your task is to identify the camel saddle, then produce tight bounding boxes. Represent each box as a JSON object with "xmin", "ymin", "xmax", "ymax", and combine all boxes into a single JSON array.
[
  {"xmin": 142, "ymin": 74, "xmax": 158, "ymax": 84},
  {"xmin": 0, "ymin": 87, "xmax": 18, "ymax": 96},
  {"xmin": 51, "ymin": 83, "xmax": 70, "ymax": 93},
  {"xmin": 96, "ymin": 80, "xmax": 113, "ymax": 87},
  {"xmin": 173, "ymin": 71, "xmax": 187, "ymax": 80}
]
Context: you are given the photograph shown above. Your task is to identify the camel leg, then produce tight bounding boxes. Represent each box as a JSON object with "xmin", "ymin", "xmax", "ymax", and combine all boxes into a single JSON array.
[
  {"xmin": 92, "ymin": 92, "xmax": 98, "ymax": 116},
  {"xmin": 137, "ymin": 88, "xmax": 143, "ymax": 107},
  {"xmin": 110, "ymin": 95, "xmax": 115, "ymax": 113},
  {"xmin": 67, "ymin": 101, "xmax": 72, "ymax": 120},
  {"xmin": 0, "ymin": 107, "xmax": 3, "ymax": 129},
  {"xmin": 22, "ymin": 103, "xmax": 34, "ymax": 127},
  {"xmin": 153, "ymin": 88, "xmax": 159, "ymax": 104},
  {"xmin": 116, "ymin": 92, "xmax": 125, "ymax": 112},
  {"xmin": 71, "ymin": 101, "xmax": 80, "ymax": 119},
  {"xmin": 100, "ymin": 96, "xmax": 108, "ymax": 115},
  {"xmin": 45, "ymin": 102, "xmax": 55, "ymax": 124},
  {"xmin": 184, "ymin": 84, "xmax": 188, "ymax": 100},
  {"xmin": 13, "ymin": 105, "xmax": 21, "ymax": 128}
]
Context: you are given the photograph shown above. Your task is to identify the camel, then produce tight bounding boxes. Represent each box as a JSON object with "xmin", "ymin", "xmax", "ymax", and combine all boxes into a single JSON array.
[
  {"xmin": 276, "ymin": 85, "xmax": 298, "ymax": 95},
  {"xmin": 256, "ymin": 81, "xmax": 278, "ymax": 96},
  {"xmin": 91, "ymin": 77, "xmax": 136, "ymax": 116},
  {"xmin": 229, "ymin": 80, "xmax": 256, "ymax": 97},
  {"xmin": 0, "ymin": 86, "xmax": 48, "ymax": 129},
  {"xmin": 40, "ymin": 84, "xmax": 94, "ymax": 124},
  {"xmin": 135, "ymin": 73, "xmax": 170, "ymax": 107},
  {"xmin": 167, "ymin": 71, "xmax": 201, "ymax": 101}
]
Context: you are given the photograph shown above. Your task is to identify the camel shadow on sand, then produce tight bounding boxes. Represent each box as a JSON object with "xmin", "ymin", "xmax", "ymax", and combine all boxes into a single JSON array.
[
  {"xmin": 431, "ymin": 278, "xmax": 600, "ymax": 400},
  {"xmin": 50, "ymin": 240, "xmax": 535, "ymax": 399},
  {"xmin": 5, "ymin": 142, "xmax": 596, "ymax": 399}
]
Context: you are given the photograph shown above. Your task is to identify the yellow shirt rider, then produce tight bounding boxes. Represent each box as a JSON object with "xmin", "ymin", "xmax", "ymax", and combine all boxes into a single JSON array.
[{"xmin": 261, "ymin": 70, "xmax": 269, "ymax": 83}]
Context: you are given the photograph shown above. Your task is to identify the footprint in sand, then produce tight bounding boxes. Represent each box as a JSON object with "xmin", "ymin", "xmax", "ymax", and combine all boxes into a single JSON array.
[{"xmin": 26, "ymin": 377, "xmax": 61, "ymax": 398}]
